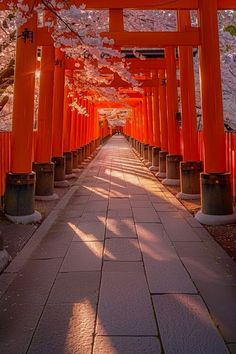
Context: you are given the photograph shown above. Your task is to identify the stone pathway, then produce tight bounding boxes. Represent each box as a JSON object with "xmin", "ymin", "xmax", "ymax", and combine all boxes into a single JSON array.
[{"xmin": 0, "ymin": 136, "xmax": 236, "ymax": 354}]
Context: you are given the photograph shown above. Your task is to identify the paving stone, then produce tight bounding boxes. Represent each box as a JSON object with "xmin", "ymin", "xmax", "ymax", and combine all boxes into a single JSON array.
[
  {"xmin": 129, "ymin": 194, "xmax": 150, "ymax": 201},
  {"xmin": 1, "ymin": 259, "xmax": 62, "ymax": 305},
  {"xmin": 89, "ymin": 192, "xmax": 109, "ymax": 201},
  {"xmin": 109, "ymin": 189, "xmax": 129, "ymax": 198},
  {"xmin": 153, "ymin": 294, "xmax": 228, "ymax": 354},
  {"xmin": 106, "ymin": 218, "xmax": 137, "ymax": 239},
  {"xmin": 93, "ymin": 336, "xmax": 161, "ymax": 354},
  {"xmin": 0, "ymin": 273, "xmax": 15, "ymax": 299},
  {"xmin": 60, "ymin": 242, "xmax": 103, "ymax": 272},
  {"xmin": 128, "ymin": 187, "xmax": 147, "ymax": 195},
  {"xmin": 84, "ymin": 200, "xmax": 108, "ymax": 212},
  {"xmin": 108, "ymin": 198, "xmax": 131, "ymax": 210},
  {"xmin": 48, "ymin": 271, "xmax": 100, "ymax": 304},
  {"xmin": 71, "ymin": 221, "xmax": 105, "ymax": 242},
  {"xmin": 173, "ymin": 241, "xmax": 230, "ymax": 260},
  {"xmin": 69, "ymin": 195, "xmax": 90, "ymax": 205},
  {"xmin": 78, "ymin": 211, "xmax": 106, "ymax": 223},
  {"xmin": 136, "ymin": 223, "xmax": 197, "ymax": 294},
  {"xmin": 158, "ymin": 212, "xmax": 201, "ymax": 241},
  {"xmin": 152, "ymin": 202, "xmax": 177, "ymax": 212},
  {"xmin": 97, "ymin": 271, "xmax": 157, "ymax": 335},
  {"xmin": 107, "ymin": 209, "xmax": 133, "ymax": 218},
  {"xmin": 103, "ymin": 261, "xmax": 144, "ymax": 273},
  {"xmin": 133, "ymin": 207, "xmax": 160, "ymax": 223},
  {"xmin": 60, "ymin": 205, "xmax": 85, "ymax": 218},
  {"xmin": 104, "ymin": 239, "xmax": 142, "ymax": 261},
  {"xmin": 28, "ymin": 303, "xmax": 95, "ymax": 354},
  {"xmin": 130, "ymin": 200, "xmax": 153, "ymax": 208},
  {"xmin": 32, "ymin": 235, "xmax": 71, "ymax": 259},
  {"xmin": 0, "ymin": 302, "xmax": 43, "ymax": 354},
  {"xmin": 179, "ymin": 257, "xmax": 236, "ymax": 342}
]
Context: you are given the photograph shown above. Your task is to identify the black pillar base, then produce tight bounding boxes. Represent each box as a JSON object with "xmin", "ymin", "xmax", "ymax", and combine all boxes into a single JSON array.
[
  {"xmin": 4, "ymin": 172, "xmax": 41, "ymax": 223},
  {"xmin": 72, "ymin": 150, "xmax": 78, "ymax": 169},
  {"xmin": 63, "ymin": 151, "xmax": 73, "ymax": 175},
  {"xmin": 52, "ymin": 156, "xmax": 66, "ymax": 182},
  {"xmin": 33, "ymin": 162, "xmax": 55, "ymax": 197},
  {"xmin": 201, "ymin": 173, "xmax": 233, "ymax": 215},
  {"xmin": 162, "ymin": 154, "xmax": 182, "ymax": 186},
  {"xmin": 148, "ymin": 145, "xmax": 153, "ymax": 164},
  {"xmin": 150, "ymin": 147, "xmax": 161, "ymax": 171},
  {"xmin": 142, "ymin": 144, "xmax": 149, "ymax": 161},
  {"xmin": 177, "ymin": 161, "xmax": 203, "ymax": 199},
  {"xmin": 157, "ymin": 151, "xmax": 168, "ymax": 178},
  {"xmin": 77, "ymin": 148, "xmax": 83, "ymax": 165}
]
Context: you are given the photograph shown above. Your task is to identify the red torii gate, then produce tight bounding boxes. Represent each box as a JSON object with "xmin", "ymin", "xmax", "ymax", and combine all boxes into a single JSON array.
[{"xmin": 1, "ymin": 0, "xmax": 236, "ymax": 225}]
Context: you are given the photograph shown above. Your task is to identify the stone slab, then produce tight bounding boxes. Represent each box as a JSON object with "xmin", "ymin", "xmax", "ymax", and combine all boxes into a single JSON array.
[
  {"xmin": 0, "ymin": 302, "xmax": 43, "ymax": 354},
  {"xmin": 28, "ymin": 303, "xmax": 95, "ymax": 354},
  {"xmin": 60, "ymin": 242, "xmax": 103, "ymax": 272},
  {"xmin": 152, "ymin": 202, "xmax": 177, "ymax": 212},
  {"xmin": 179, "ymin": 257, "xmax": 236, "ymax": 342},
  {"xmin": 0, "ymin": 273, "xmax": 15, "ymax": 299},
  {"xmin": 104, "ymin": 239, "xmax": 142, "ymax": 261},
  {"xmin": 48, "ymin": 271, "xmax": 100, "ymax": 304},
  {"xmin": 103, "ymin": 261, "xmax": 144, "ymax": 273},
  {"xmin": 158, "ymin": 212, "xmax": 201, "ymax": 241},
  {"xmin": 108, "ymin": 198, "xmax": 131, "ymax": 210},
  {"xmin": 84, "ymin": 200, "xmax": 108, "ymax": 212},
  {"xmin": 153, "ymin": 294, "xmax": 228, "ymax": 354},
  {"xmin": 132, "ymin": 208, "xmax": 160, "ymax": 223},
  {"xmin": 97, "ymin": 271, "xmax": 157, "ymax": 335},
  {"xmin": 136, "ymin": 223, "xmax": 197, "ymax": 294},
  {"xmin": 72, "ymin": 221, "xmax": 105, "ymax": 242},
  {"xmin": 106, "ymin": 218, "xmax": 137, "ymax": 239},
  {"xmin": 93, "ymin": 336, "xmax": 162, "ymax": 354},
  {"xmin": 2, "ymin": 259, "xmax": 62, "ymax": 305}
]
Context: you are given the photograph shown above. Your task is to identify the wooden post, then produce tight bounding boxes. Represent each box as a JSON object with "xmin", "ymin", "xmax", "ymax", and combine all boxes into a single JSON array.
[
  {"xmin": 177, "ymin": 10, "xmax": 203, "ymax": 199},
  {"xmin": 5, "ymin": 14, "xmax": 42, "ymax": 222},
  {"xmin": 195, "ymin": 0, "xmax": 236, "ymax": 224},
  {"xmin": 163, "ymin": 47, "xmax": 182, "ymax": 185}
]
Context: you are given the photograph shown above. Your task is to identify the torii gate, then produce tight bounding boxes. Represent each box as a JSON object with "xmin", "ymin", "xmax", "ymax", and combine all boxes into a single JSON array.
[{"xmin": 1, "ymin": 0, "xmax": 236, "ymax": 225}]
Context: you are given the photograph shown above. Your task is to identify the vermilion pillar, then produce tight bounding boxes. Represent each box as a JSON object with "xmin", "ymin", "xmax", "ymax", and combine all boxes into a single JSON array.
[
  {"xmin": 177, "ymin": 10, "xmax": 203, "ymax": 199},
  {"xmin": 5, "ymin": 14, "xmax": 42, "ymax": 222},
  {"xmin": 51, "ymin": 49, "xmax": 69, "ymax": 186},
  {"xmin": 157, "ymin": 70, "xmax": 169, "ymax": 178},
  {"xmin": 150, "ymin": 86, "xmax": 161, "ymax": 171},
  {"xmin": 146, "ymin": 87, "xmax": 154, "ymax": 166},
  {"xmin": 62, "ymin": 72, "xmax": 74, "ymax": 177},
  {"xmin": 33, "ymin": 45, "xmax": 58, "ymax": 200},
  {"xmin": 163, "ymin": 47, "xmax": 182, "ymax": 185},
  {"xmin": 195, "ymin": 0, "xmax": 236, "ymax": 224}
]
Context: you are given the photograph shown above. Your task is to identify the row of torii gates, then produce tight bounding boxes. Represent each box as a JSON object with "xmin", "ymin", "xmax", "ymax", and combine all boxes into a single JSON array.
[{"xmin": 1, "ymin": 0, "xmax": 236, "ymax": 225}]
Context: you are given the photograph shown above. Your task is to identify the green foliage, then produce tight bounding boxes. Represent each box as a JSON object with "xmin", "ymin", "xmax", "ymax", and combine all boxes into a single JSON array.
[{"xmin": 224, "ymin": 24, "xmax": 236, "ymax": 36}]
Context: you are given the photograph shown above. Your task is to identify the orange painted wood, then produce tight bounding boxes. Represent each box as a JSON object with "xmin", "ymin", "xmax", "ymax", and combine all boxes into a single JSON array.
[
  {"xmin": 11, "ymin": 15, "xmax": 37, "ymax": 173},
  {"xmin": 52, "ymin": 49, "xmax": 65, "ymax": 157},
  {"xmin": 36, "ymin": 46, "xmax": 55, "ymax": 162},
  {"xmin": 57, "ymin": 0, "xmax": 199, "ymax": 10},
  {"xmin": 165, "ymin": 47, "xmax": 180, "ymax": 154},
  {"xmin": 158, "ymin": 70, "xmax": 168, "ymax": 151},
  {"xmin": 178, "ymin": 10, "xmax": 199, "ymax": 161},
  {"xmin": 198, "ymin": 0, "xmax": 226, "ymax": 172},
  {"xmin": 152, "ymin": 87, "xmax": 161, "ymax": 147},
  {"xmin": 102, "ymin": 31, "xmax": 200, "ymax": 47},
  {"xmin": 146, "ymin": 88, "xmax": 154, "ymax": 146},
  {"xmin": 1, "ymin": 0, "xmax": 236, "ymax": 11},
  {"xmin": 63, "ymin": 78, "xmax": 72, "ymax": 152}
]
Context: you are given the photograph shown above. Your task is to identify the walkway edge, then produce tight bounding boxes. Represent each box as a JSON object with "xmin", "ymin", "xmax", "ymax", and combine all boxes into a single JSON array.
[{"xmin": 3, "ymin": 149, "xmax": 100, "ymax": 277}]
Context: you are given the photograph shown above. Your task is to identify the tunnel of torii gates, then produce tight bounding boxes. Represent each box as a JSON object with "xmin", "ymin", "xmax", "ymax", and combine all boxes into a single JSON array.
[{"xmin": 1, "ymin": 0, "xmax": 236, "ymax": 226}]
